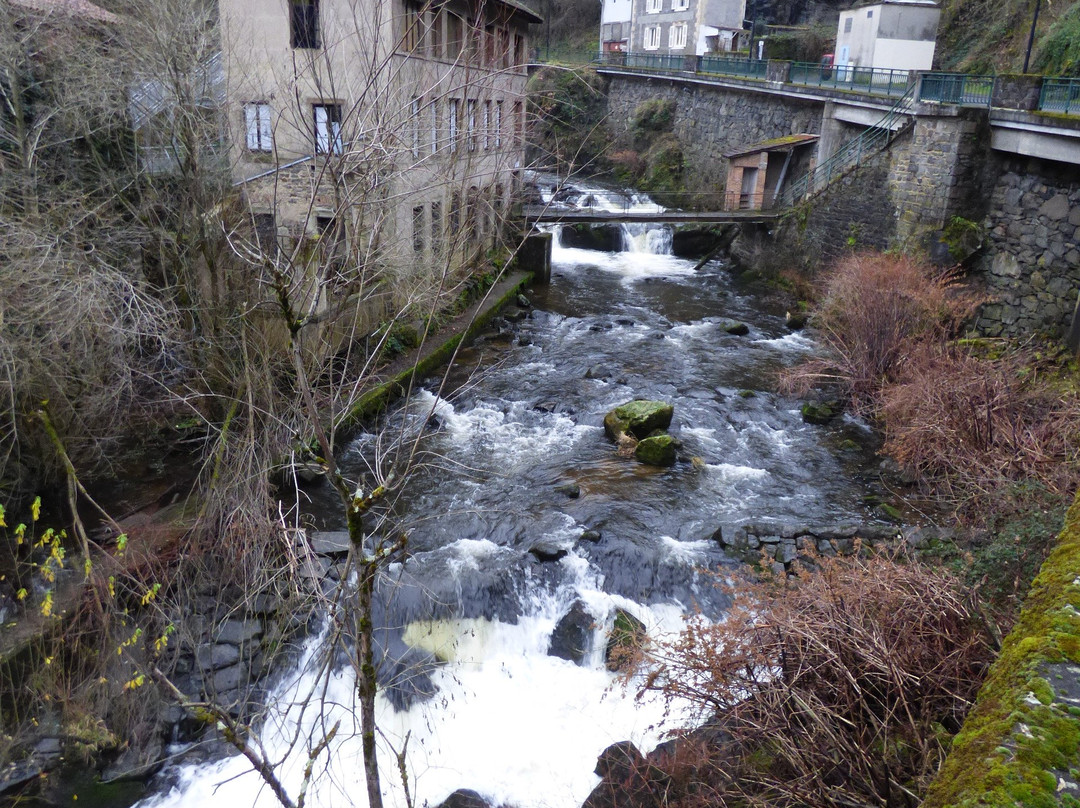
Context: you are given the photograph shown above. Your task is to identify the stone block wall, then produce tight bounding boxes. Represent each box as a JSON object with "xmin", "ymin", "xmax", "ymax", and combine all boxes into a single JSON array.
[
  {"xmin": 605, "ymin": 74, "xmax": 823, "ymax": 199},
  {"xmin": 976, "ymin": 156, "xmax": 1080, "ymax": 338}
]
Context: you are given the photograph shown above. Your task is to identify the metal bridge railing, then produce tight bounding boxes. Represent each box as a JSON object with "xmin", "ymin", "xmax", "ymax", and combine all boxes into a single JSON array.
[
  {"xmin": 775, "ymin": 83, "xmax": 917, "ymax": 209},
  {"xmin": 698, "ymin": 54, "xmax": 768, "ymax": 79},
  {"xmin": 1039, "ymin": 77, "xmax": 1080, "ymax": 115},
  {"xmin": 789, "ymin": 62, "xmax": 912, "ymax": 97},
  {"xmin": 918, "ymin": 73, "xmax": 994, "ymax": 107}
]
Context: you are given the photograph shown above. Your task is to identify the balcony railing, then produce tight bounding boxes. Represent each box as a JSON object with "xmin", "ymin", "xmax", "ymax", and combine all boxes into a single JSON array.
[{"xmin": 1039, "ymin": 77, "xmax": 1080, "ymax": 115}]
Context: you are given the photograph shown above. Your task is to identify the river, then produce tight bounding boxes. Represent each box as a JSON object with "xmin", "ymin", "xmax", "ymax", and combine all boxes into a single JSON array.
[{"xmin": 138, "ymin": 179, "xmax": 882, "ymax": 808}]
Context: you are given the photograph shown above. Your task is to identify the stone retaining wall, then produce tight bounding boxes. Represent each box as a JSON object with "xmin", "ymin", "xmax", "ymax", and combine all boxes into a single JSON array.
[{"xmin": 975, "ymin": 156, "xmax": 1080, "ymax": 338}]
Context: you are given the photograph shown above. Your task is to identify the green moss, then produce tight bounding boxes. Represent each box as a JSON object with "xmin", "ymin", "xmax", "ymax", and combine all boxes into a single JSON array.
[{"xmin": 922, "ymin": 488, "xmax": 1080, "ymax": 807}]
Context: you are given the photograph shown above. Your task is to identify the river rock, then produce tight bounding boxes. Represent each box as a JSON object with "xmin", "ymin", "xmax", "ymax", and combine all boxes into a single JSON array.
[
  {"xmin": 529, "ymin": 539, "xmax": 570, "ymax": 562},
  {"xmin": 785, "ymin": 310, "xmax": 808, "ymax": 329},
  {"xmin": 603, "ymin": 400, "xmax": 674, "ymax": 443},
  {"xmin": 582, "ymin": 741, "xmax": 665, "ymax": 808},
  {"xmin": 605, "ymin": 609, "xmax": 647, "ymax": 672},
  {"xmin": 801, "ymin": 400, "xmax": 839, "ymax": 425},
  {"xmin": 548, "ymin": 600, "xmax": 594, "ymax": 664},
  {"xmin": 434, "ymin": 788, "xmax": 491, "ymax": 808},
  {"xmin": 560, "ymin": 223, "xmax": 623, "ymax": 252},
  {"xmin": 634, "ymin": 434, "xmax": 676, "ymax": 466},
  {"xmin": 554, "ymin": 481, "xmax": 581, "ymax": 499},
  {"xmin": 720, "ymin": 319, "xmax": 750, "ymax": 336}
]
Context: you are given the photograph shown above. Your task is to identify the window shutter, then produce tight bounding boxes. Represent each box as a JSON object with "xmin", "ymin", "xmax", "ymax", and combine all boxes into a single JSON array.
[
  {"xmin": 315, "ymin": 105, "xmax": 328, "ymax": 152},
  {"xmin": 258, "ymin": 105, "xmax": 271, "ymax": 150},
  {"xmin": 245, "ymin": 105, "xmax": 258, "ymax": 150}
]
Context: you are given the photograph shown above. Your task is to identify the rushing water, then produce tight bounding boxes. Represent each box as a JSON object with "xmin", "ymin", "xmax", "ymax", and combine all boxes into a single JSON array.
[{"xmin": 139, "ymin": 179, "xmax": 881, "ymax": 808}]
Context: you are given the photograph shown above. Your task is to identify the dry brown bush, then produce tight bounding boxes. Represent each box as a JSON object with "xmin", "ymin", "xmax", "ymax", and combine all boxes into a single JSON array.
[
  {"xmin": 639, "ymin": 553, "xmax": 996, "ymax": 808},
  {"xmin": 879, "ymin": 343, "xmax": 1080, "ymax": 505},
  {"xmin": 782, "ymin": 252, "xmax": 979, "ymax": 412}
]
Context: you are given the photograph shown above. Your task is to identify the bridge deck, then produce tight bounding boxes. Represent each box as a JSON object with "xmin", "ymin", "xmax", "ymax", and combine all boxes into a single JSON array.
[{"xmin": 524, "ymin": 206, "xmax": 779, "ymax": 225}]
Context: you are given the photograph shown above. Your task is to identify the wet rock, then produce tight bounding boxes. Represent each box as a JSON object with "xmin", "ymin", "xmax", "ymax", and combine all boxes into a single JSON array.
[
  {"xmin": 580, "ymin": 529, "xmax": 602, "ymax": 542},
  {"xmin": 801, "ymin": 400, "xmax": 839, "ymax": 425},
  {"xmin": 583, "ymin": 741, "xmax": 665, "ymax": 808},
  {"xmin": 195, "ymin": 643, "xmax": 240, "ymax": 671},
  {"xmin": 516, "ymin": 294, "xmax": 531, "ymax": 308},
  {"xmin": 434, "ymin": 789, "xmax": 491, "ymax": 808},
  {"xmin": 548, "ymin": 600, "xmax": 594, "ymax": 664},
  {"xmin": 785, "ymin": 310, "xmax": 808, "ymax": 329},
  {"xmin": 554, "ymin": 481, "xmax": 581, "ymax": 499},
  {"xmin": 634, "ymin": 435, "xmax": 676, "ymax": 467},
  {"xmin": 561, "ymin": 223, "xmax": 622, "ymax": 252},
  {"xmin": 603, "ymin": 400, "xmax": 674, "ymax": 443},
  {"xmin": 605, "ymin": 609, "xmax": 647, "ymax": 672},
  {"xmin": 720, "ymin": 319, "xmax": 750, "ymax": 336},
  {"xmin": 529, "ymin": 540, "xmax": 570, "ymax": 562}
]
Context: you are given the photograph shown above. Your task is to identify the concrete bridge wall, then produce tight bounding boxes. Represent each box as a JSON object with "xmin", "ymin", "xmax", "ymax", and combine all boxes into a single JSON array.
[{"xmin": 599, "ymin": 70, "xmax": 1080, "ymax": 340}]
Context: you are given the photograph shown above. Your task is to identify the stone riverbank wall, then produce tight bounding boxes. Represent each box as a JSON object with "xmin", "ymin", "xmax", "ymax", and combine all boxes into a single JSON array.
[{"xmin": 599, "ymin": 70, "xmax": 1079, "ymax": 340}]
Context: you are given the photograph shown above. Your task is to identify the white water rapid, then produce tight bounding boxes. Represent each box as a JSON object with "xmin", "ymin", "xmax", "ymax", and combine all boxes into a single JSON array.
[{"xmin": 137, "ymin": 176, "xmax": 878, "ymax": 808}]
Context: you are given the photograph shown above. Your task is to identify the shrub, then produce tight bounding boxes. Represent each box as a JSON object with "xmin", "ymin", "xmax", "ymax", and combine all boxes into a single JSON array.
[
  {"xmin": 782, "ymin": 251, "xmax": 977, "ymax": 412},
  {"xmin": 632, "ymin": 98, "xmax": 676, "ymax": 137},
  {"xmin": 639, "ymin": 553, "xmax": 996, "ymax": 808}
]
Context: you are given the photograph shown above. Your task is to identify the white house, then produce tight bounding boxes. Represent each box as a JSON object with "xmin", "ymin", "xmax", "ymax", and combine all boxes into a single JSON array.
[
  {"xmin": 630, "ymin": 0, "xmax": 745, "ymax": 57},
  {"xmin": 833, "ymin": 0, "xmax": 940, "ymax": 73}
]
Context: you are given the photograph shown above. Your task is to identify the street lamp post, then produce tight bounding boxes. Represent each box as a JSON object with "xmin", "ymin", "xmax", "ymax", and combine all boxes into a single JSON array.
[{"xmin": 743, "ymin": 18, "xmax": 755, "ymax": 60}]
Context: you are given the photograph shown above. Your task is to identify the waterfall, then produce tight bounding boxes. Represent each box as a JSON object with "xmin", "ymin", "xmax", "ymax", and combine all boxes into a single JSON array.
[{"xmin": 534, "ymin": 175, "xmax": 673, "ymax": 256}]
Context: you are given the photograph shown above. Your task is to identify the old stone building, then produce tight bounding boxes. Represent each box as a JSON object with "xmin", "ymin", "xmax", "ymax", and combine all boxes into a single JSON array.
[{"xmin": 219, "ymin": 0, "xmax": 538, "ymax": 312}]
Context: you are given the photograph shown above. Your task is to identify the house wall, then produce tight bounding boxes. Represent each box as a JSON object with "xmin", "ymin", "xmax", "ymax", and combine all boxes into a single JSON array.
[
  {"xmin": 631, "ymin": 0, "xmax": 697, "ymax": 53},
  {"xmin": 834, "ymin": 2, "xmax": 939, "ymax": 72},
  {"xmin": 601, "ymin": 0, "xmax": 633, "ymax": 50},
  {"xmin": 834, "ymin": 5, "xmax": 880, "ymax": 69},
  {"xmin": 219, "ymin": 0, "xmax": 530, "ymax": 303}
]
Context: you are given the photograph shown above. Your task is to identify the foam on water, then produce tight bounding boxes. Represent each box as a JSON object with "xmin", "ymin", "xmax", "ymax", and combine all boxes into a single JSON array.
[{"xmin": 753, "ymin": 332, "xmax": 817, "ymax": 352}]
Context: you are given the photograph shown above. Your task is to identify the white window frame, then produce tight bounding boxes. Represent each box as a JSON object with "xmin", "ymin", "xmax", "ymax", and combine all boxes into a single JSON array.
[
  {"xmin": 669, "ymin": 22, "xmax": 687, "ymax": 49},
  {"xmin": 644, "ymin": 24, "xmax": 661, "ymax": 50},
  {"xmin": 494, "ymin": 100, "xmax": 503, "ymax": 149},
  {"xmin": 429, "ymin": 100, "xmax": 439, "ymax": 155},
  {"xmin": 482, "ymin": 100, "xmax": 491, "ymax": 150},
  {"xmin": 448, "ymin": 98, "xmax": 459, "ymax": 152},
  {"xmin": 244, "ymin": 102, "xmax": 272, "ymax": 152},
  {"xmin": 466, "ymin": 98, "xmax": 477, "ymax": 151},
  {"xmin": 314, "ymin": 103, "xmax": 342, "ymax": 154},
  {"xmin": 645, "ymin": 0, "xmax": 661, "ymax": 12},
  {"xmin": 672, "ymin": 0, "xmax": 688, "ymax": 10}
]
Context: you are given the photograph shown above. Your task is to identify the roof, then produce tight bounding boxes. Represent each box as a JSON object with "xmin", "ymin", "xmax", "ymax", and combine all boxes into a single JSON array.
[
  {"xmin": 723, "ymin": 133, "xmax": 818, "ymax": 159},
  {"xmin": 495, "ymin": 0, "xmax": 543, "ymax": 24},
  {"xmin": 10, "ymin": 0, "xmax": 119, "ymax": 23}
]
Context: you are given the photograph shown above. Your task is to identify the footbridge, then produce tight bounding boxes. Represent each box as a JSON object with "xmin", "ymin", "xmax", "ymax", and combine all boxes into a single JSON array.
[{"xmin": 523, "ymin": 206, "xmax": 778, "ymax": 225}]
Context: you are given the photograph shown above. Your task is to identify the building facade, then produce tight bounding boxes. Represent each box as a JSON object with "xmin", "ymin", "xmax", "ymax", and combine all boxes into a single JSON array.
[
  {"xmin": 218, "ymin": 0, "xmax": 537, "ymax": 316},
  {"xmin": 833, "ymin": 0, "xmax": 940, "ymax": 73},
  {"xmin": 628, "ymin": 0, "xmax": 744, "ymax": 56},
  {"xmin": 600, "ymin": 0, "xmax": 632, "ymax": 53}
]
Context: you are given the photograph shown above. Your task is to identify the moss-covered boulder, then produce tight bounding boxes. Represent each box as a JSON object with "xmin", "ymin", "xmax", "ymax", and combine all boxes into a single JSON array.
[
  {"xmin": 603, "ymin": 400, "xmax": 674, "ymax": 442},
  {"xmin": 635, "ymin": 434, "xmax": 676, "ymax": 467},
  {"xmin": 801, "ymin": 400, "xmax": 839, "ymax": 425}
]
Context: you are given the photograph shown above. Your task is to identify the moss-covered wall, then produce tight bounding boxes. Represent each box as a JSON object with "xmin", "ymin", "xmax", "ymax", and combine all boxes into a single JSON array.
[{"xmin": 923, "ymin": 486, "xmax": 1080, "ymax": 808}]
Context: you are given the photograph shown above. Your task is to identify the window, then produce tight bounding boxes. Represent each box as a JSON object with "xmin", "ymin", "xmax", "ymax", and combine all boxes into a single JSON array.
[
  {"xmin": 430, "ymin": 8, "xmax": 443, "ymax": 57},
  {"xmin": 412, "ymin": 206, "xmax": 425, "ymax": 254},
  {"xmin": 411, "ymin": 97, "xmax": 421, "ymax": 157},
  {"xmin": 483, "ymin": 100, "xmax": 491, "ymax": 150},
  {"xmin": 446, "ymin": 13, "xmax": 463, "ymax": 60},
  {"xmin": 403, "ymin": 2, "xmax": 421, "ymax": 51},
  {"xmin": 317, "ymin": 214, "xmax": 345, "ymax": 267},
  {"xmin": 669, "ymin": 22, "xmax": 687, "ymax": 49},
  {"xmin": 449, "ymin": 191, "xmax": 461, "ymax": 243},
  {"xmin": 431, "ymin": 200, "xmax": 442, "ymax": 256},
  {"xmin": 484, "ymin": 24, "xmax": 496, "ymax": 66},
  {"xmin": 866, "ymin": 9, "xmax": 873, "ymax": 17},
  {"xmin": 843, "ymin": 16, "xmax": 852, "ymax": 33},
  {"xmin": 244, "ymin": 102, "xmax": 272, "ymax": 152},
  {"xmin": 494, "ymin": 100, "xmax": 503, "ymax": 149},
  {"xmin": 512, "ymin": 100, "xmax": 522, "ymax": 146},
  {"xmin": 673, "ymin": 0, "xmax": 688, "ymax": 10},
  {"xmin": 514, "ymin": 34, "xmax": 525, "ymax": 67},
  {"xmin": 253, "ymin": 213, "xmax": 277, "ymax": 257},
  {"xmin": 313, "ymin": 103, "xmax": 342, "ymax": 154},
  {"xmin": 448, "ymin": 98, "xmax": 459, "ymax": 151},
  {"xmin": 644, "ymin": 24, "xmax": 661, "ymax": 50},
  {"xmin": 466, "ymin": 99, "xmax": 477, "ymax": 151},
  {"xmin": 430, "ymin": 100, "xmax": 439, "ymax": 154},
  {"xmin": 646, "ymin": 0, "xmax": 661, "ymax": 13},
  {"xmin": 290, "ymin": 0, "xmax": 319, "ymax": 49}
]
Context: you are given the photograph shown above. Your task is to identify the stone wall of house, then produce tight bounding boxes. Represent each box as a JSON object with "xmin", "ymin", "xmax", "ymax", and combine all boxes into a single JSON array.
[
  {"xmin": 604, "ymin": 73, "xmax": 824, "ymax": 198},
  {"xmin": 975, "ymin": 156, "xmax": 1080, "ymax": 338}
]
